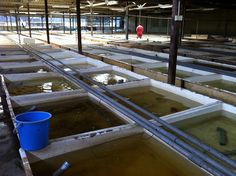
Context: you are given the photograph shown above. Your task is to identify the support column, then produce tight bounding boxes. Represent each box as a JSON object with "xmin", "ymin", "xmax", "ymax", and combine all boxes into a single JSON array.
[
  {"xmin": 14, "ymin": 10, "xmax": 19, "ymax": 34},
  {"xmin": 44, "ymin": 0, "xmax": 50, "ymax": 44},
  {"xmin": 146, "ymin": 17, "xmax": 148, "ymax": 33},
  {"xmin": 5, "ymin": 15, "xmax": 9, "ymax": 31},
  {"xmin": 179, "ymin": 0, "xmax": 185, "ymax": 45},
  {"xmin": 138, "ymin": 10, "xmax": 141, "ymax": 24},
  {"xmin": 99, "ymin": 16, "xmax": 102, "ymax": 31},
  {"xmin": 41, "ymin": 16, "xmax": 44, "ymax": 29},
  {"xmin": 18, "ymin": 9, "xmax": 21, "ymax": 34},
  {"xmin": 74, "ymin": 16, "xmax": 76, "ymax": 30},
  {"xmin": 62, "ymin": 12, "xmax": 65, "ymax": 34},
  {"xmin": 167, "ymin": 0, "xmax": 182, "ymax": 85},
  {"xmin": 27, "ymin": 3, "xmax": 32, "ymax": 37},
  {"xmin": 196, "ymin": 20, "xmax": 199, "ymax": 34},
  {"xmin": 111, "ymin": 16, "xmax": 113, "ymax": 34},
  {"xmin": 15, "ymin": 9, "xmax": 21, "ymax": 43},
  {"xmin": 72, "ymin": 15, "xmax": 75, "ymax": 31},
  {"xmin": 166, "ymin": 19, "xmax": 170, "ymax": 35},
  {"xmin": 76, "ymin": 0, "xmax": 82, "ymax": 54},
  {"xmin": 125, "ymin": 4, "xmax": 129, "ymax": 40},
  {"xmin": 224, "ymin": 12, "xmax": 228, "ymax": 37},
  {"xmin": 102, "ymin": 16, "xmax": 105, "ymax": 33},
  {"xmin": 224, "ymin": 21, "xmax": 228, "ymax": 37},
  {"xmin": 114, "ymin": 16, "xmax": 117, "ymax": 32},
  {"xmin": 135, "ymin": 13, "xmax": 138, "ymax": 28},
  {"xmin": 10, "ymin": 15, "xmax": 13, "ymax": 31},
  {"xmin": 90, "ymin": 7, "xmax": 93, "ymax": 36},
  {"xmin": 69, "ymin": 11, "xmax": 72, "ymax": 34}
]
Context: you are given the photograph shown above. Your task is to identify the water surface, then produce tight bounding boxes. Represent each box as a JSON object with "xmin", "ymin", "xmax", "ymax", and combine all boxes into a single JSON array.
[{"xmin": 31, "ymin": 134, "xmax": 208, "ymax": 176}]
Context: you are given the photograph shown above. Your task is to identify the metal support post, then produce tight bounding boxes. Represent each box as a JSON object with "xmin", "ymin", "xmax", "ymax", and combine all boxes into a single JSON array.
[
  {"xmin": 14, "ymin": 10, "xmax": 19, "ymax": 34},
  {"xmin": 41, "ymin": 16, "xmax": 44, "ymax": 29},
  {"xmin": 179, "ymin": 0, "xmax": 185, "ymax": 45},
  {"xmin": 63, "ymin": 12, "xmax": 65, "ymax": 33},
  {"xmin": 167, "ymin": 0, "xmax": 182, "ymax": 85},
  {"xmin": 125, "ymin": 3, "xmax": 129, "ymax": 40},
  {"xmin": 102, "ymin": 17, "xmax": 105, "ymax": 33},
  {"xmin": 18, "ymin": 9, "xmax": 21, "ymax": 34},
  {"xmin": 10, "ymin": 15, "xmax": 13, "ymax": 31},
  {"xmin": 69, "ymin": 11, "xmax": 72, "ymax": 34},
  {"xmin": 5, "ymin": 15, "xmax": 9, "ymax": 31},
  {"xmin": 99, "ymin": 16, "xmax": 102, "ymax": 31},
  {"xmin": 76, "ymin": 0, "xmax": 82, "ymax": 54},
  {"xmin": 114, "ymin": 16, "xmax": 117, "ymax": 32},
  {"xmin": 90, "ymin": 7, "xmax": 93, "ymax": 36},
  {"xmin": 111, "ymin": 16, "xmax": 113, "ymax": 34},
  {"xmin": 44, "ymin": 0, "xmax": 50, "ymax": 44},
  {"xmin": 27, "ymin": 3, "xmax": 32, "ymax": 37},
  {"xmin": 139, "ymin": 10, "xmax": 141, "ymax": 24}
]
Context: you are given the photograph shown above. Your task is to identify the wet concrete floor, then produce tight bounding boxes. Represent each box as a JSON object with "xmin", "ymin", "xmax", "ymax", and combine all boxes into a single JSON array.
[{"xmin": 0, "ymin": 98, "xmax": 25, "ymax": 176}]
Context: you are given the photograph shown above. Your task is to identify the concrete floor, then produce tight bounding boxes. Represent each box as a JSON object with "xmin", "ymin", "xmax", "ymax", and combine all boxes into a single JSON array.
[
  {"xmin": 0, "ymin": 34, "xmax": 25, "ymax": 176},
  {"xmin": 0, "ymin": 108, "xmax": 25, "ymax": 176}
]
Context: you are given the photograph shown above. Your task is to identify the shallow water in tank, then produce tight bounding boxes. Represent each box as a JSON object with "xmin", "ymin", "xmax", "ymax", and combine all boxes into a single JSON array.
[
  {"xmin": 4, "ymin": 67, "xmax": 50, "ymax": 74},
  {"xmin": 203, "ymin": 79, "xmax": 236, "ymax": 93},
  {"xmin": 15, "ymin": 99, "xmax": 126, "ymax": 139},
  {"xmin": 30, "ymin": 134, "xmax": 208, "ymax": 176},
  {"xmin": 0, "ymin": 50, "xmax": 27, "ymax": 55},
  {"xmin": 151, "ymin": 67, "xmax": 200, "ymax": 78},
  {"xmin": 88, "ymin": 71, "xmax": 134, "ymax": 85},
  {"xmin": 119, "ymin": 59, "xmax": 146, "ymax": 65},
  {"xmin": 116, "ymin": 86, "xmax": 199, "ymax": 118},
  {"xmin": 192, "ymin": 61, "xmax": 236, "ymax": 71},
  {"xmin": 7, "ymin": 78, "xmax": 76, "ymax": 96},
  {"xmin": 63, "ymin": 63, "xmax": 95, "ymax": 70},
  {"xmin": 174, "ymin": 111, "xmax": 236, "ymax": 160},
  {"xmin": 0, "ymin": 58, "xmax": 36, "ymax": 62}
]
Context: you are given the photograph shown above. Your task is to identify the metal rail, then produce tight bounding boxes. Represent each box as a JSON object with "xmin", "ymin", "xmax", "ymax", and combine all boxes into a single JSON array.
[{"xmin": 17, "ymin": 43, "xmax": 236, "ymax": 176}]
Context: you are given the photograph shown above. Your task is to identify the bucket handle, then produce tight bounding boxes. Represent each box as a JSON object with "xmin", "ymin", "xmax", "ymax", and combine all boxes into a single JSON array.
[{"xmin": 13, "ymin": 122, "xmax": 22, "ymax": 134}]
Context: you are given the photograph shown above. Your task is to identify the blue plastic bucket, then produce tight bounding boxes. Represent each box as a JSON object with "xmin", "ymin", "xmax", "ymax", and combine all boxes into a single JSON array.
[{"xmin": 15, "ymin": 111, "xmax": 52, "ymax": 151}]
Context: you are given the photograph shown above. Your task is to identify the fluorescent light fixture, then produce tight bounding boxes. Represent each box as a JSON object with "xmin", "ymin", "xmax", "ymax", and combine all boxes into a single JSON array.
[
  {"xmin": 93, "ymin": 2, "xmax": 106, "ymax": 7},
  {"xmin": 81, "ymin": 12, "xmax": 99, "ymax": 15},
  {"xmin": 107, "ymin": 1, "xmax": 118, "ymax": 5},
  {"xmin": 52, "ymin": 5, "xmax": 70, "ymax": 8},
  {"xmin": 159, "ymin": 4, "xmax": 172, "ymax": 9},
  {"xmin": 186, "ymin": 8, "xmax": 215, "ymax": 11},
  {"xmin": 110, "ymin": 7, "xmax": 125, "ymax": 12},
  {"xmin": 131, "ymin": 5, "xmax": 159, "ymax": 10},
  {"xmin": 130, "ymin": 4, "xmax": 172, "ymax": 11},
  {"xmin": 86, "ymin": 0, "xmax": 118, "ymax": 7},
  {"xmin": 23, "ymin": 12, "xmax": 37, "ymax": 14},
  {"xmin": 71, "ymin": 6, "xmax": 86, "ymax": 10}
]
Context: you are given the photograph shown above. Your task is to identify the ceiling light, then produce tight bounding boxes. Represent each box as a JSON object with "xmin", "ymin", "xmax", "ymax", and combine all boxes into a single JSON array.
[
  {"xmin": 107, "ymin": 1, "xmax": 118, "ymax": 5},
  {"xmin": 52, "ymin": 5, "xmax": 70, "ymax": 8},
  {"xmin": 110, "ymin": 7, "xmax": 125, "ymax": 12},
  {"xmin": 81, "ymin": 12, "xmax": 99, "ymax": 15},
  {"xmin": 159, "ymin": 4, "xmax": 172, "ymax": 9}
]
